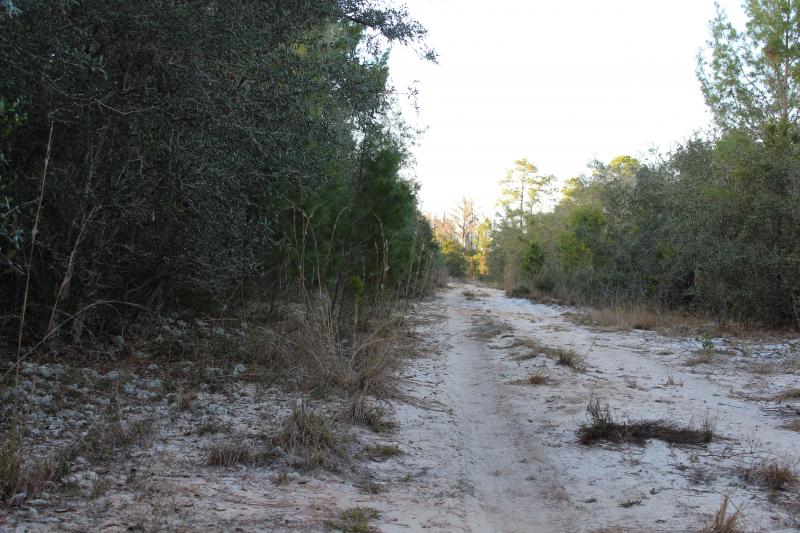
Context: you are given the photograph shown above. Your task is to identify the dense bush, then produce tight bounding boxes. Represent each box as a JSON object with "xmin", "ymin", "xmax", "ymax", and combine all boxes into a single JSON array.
[
  {"xmin": 0, "ymin": 0, "xmax": 436, "ymax": 341},
  {"xmin": 485, "ymin": 1, "xmax": 800, "ymax": 328},
  {"xmin": 489, "ymin": 137, "xmax": 800, "ymax": 326}
]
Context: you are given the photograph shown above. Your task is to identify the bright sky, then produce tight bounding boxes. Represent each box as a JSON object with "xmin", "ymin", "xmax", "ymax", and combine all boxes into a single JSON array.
[{"xmin": 389, "ymin": 0, "xmax": 744, "ymax": 218}]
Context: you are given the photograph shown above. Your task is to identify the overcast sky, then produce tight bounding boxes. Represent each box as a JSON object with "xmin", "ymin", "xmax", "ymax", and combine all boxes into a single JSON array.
[{"xmin": 388, "ymin": 0, "xmax": 745, "ymax": 218}]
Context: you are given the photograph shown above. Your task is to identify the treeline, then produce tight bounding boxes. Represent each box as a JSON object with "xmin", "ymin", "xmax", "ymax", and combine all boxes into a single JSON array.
[
  {"xmin": 0, "ymin": 0, "xmax": 437, "ymax": 343},
  {"xmin": 427, "ymin": 198, "xmax": 490, "ymax": 280},
  {"xmin": 486, "ymin": 1, "xmax": 800, "ymax": 328}
]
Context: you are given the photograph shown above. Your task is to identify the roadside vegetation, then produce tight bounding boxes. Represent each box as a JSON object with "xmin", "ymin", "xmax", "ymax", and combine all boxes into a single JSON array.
[
  {"xmin": 0, "ymin": 0, "xmax": 438, "ymax": 515},
  {"xmin": 436, "ymin": 1, "xmax": 800, "ymax": 332}
]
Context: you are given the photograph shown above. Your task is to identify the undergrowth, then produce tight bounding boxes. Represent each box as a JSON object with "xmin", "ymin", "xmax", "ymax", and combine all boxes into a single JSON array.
[{"xmin": 273, "ymin": 404, "xmax": 341, "ymax": 470}]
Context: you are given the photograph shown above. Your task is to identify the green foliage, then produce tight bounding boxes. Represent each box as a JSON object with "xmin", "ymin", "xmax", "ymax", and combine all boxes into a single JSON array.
[
  {"xmin": 698, "ymin": 0, "xmax": 800, "ymax": 142},
  {"xmin": 0, "ymin": 96, "xmax": 26, "ymax": 275},
  {"xmin": 521, "ymin": 240, "xmax": 545, "ymax": 276},
  {"xmin": 486, "ymin": 139, "xmax": 800, "ymax": 326},
  {"xmin": 0, "ymin": 0, "xmax": 435, "ymax": 337},
  {"xmin": 557, "ymin": 205, "xmax": 606, "ymax": 268},
  {"xmin": 498, "ymin": 158, "xmax": 554, "ymax": 221},
  {"xmin": 440, "ymin": 238, "xmax": 467, "ymax": 278}
]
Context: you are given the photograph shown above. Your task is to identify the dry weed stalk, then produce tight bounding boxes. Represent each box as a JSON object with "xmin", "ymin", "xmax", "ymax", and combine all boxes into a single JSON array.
[{"xmin": 699, "ymin": 496, "xmax": 742, "ymax": 533}]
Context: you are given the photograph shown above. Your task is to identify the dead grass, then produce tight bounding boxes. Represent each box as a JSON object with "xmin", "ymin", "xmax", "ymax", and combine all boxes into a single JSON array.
[
  {"xmin": 0, "ymin": 438, "xmax": 22, "ymax": 502},
  {"xmin": 775, "ymin": 388, "xmax": 800, "ymax": 402},
  {"xmin": 469, "ymin": 316, "xmax": 512, "ymax": 341},
  {"xmin": 741, "ymin": 460, "xmax": 798, "ymax": 491},
  {"xmin": 779, "ymin": 419, "xmax": 800, "ymax": 432},
  {"xmin": 619, "ymin": 498, "xmax": 642, "ymax": 508},
  {"xmin": 83, "ymin": 417, "xmax": 155, "ymax": 461},
  {"xmin": 578, "ymin": 399, "xmax": 713, "ymax": 446},
  {"xmin": 325, "ymin": 507, "xmax": 380, "ymax": 533},
  {"xmin": 2, "ymin": 414, "xmax": 155, "ymax": 505},
  {"xmin": 273, "ymin": 404, "xmax": 340, "ymax": 470},
  {"xmin": 686, "ymin": 349, "xmax": 718, "ymax": 366},
  {"xmin": 555, "ymin": 348, "xmax": 587, "ymax": 371},
  {"xmin": 174, "ymin": 387, "xmax": 196, "ymax": 410},
  {"xmin": 500, "ymin": 337, "xmax": 548, "ymax": 361},
  {"xmin": 196, "ymin": 420, "xmax": 227, "ymax": 436},
  {"xmin": 513, "ymin": 368, "xmax": 551, "ymax": 385},
  {"xmin": 206, "ymin": 443, "xmax": 259, "ymax": 467},
  {"xmin": 569, "ymin": 304, "xmax": 726, "ymax": 337},
  {"xmin": 698, "ymin": 496, "xmax": 743, "ymax": 533},
  {"xmin": 501, "ymin": 336, "xmax": 586, "ymax": 370},
  {"xmin": 366, "ymin": 443, "xmax": 400, "ymax": 459},
  {"xmin": 525, "ymin": 368, "xmax": 552, "ymax": 385},
  {"xmin": 662, "ymin": 373, "xmax": 684, "ymax": 386},
  {"xmin": 294, "ymin": 309, "xmax": 407, "ymax": 399},
  {"xmin": 341, "ymin": 393, "xmax": 391, "ymax": 432},
  {"xmin": 751, "ymin": 362, "xmax": 777, "ymax": 374}
]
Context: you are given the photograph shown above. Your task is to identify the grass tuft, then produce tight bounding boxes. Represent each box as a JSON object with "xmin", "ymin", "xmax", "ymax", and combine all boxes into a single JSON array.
[
  {"xmin": 206, "ymin": 443, "xmax": 255, "ymax": 467},
  {"xmin": 741, "ymin": 460, "xmax": 798, "ymax": 491},
  {"xmin": 619, "ymin": 498, "xmax": 642, "ymax": 508},
  {"xmin": 555, "ymin": 348, "xmax": 587, "ymax": 371},
  {"xmin": 513, "ymin": 368, "xmax": 551, "ymax": 385},
  {"xmin": 342, "ymin": 393, "xmax": 390, "ymax": 432},
  {"xmin": 469, "ymin": 316, "xmax": 512, "ymax": 341},
  {"xmin": 775, "ymin": 388, "xmax": 800, "ymax": 402},
  {"xmin": 698, "ymin": 495, "xmax": 742, "ymax": 533},
  {"xmin": 0, "ymin": 438, "xmax": 22, "ymax": 502},
  {"xmin": 578, "ymin": 399, "xmax": 713, "ymax": 446},
  {"xmin": 366, "ymin": 444, "xmax": 400, "ymax": 459},
  {"xmin": 325, "ymin": 507, "xmax": 380, "ymax": 533},
  {"xmin": 273, "ymin": 405, "xmax": 340, "ymax": 470}
]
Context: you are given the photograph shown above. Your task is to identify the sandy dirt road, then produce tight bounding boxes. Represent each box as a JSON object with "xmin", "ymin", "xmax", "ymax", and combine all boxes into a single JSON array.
[{"xmin": 367, "ymin": 283, "xmax": 800, "ymax": 532}]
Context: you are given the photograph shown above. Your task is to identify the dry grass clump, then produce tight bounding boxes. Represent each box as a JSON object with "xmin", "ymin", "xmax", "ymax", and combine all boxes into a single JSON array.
[
  {"xmin": 174, "ymin": 387, "xmax": 196, "ymax": 411},
  {"xmin": 500, "ymin": 337, "xmax": 548, "ymax": 361},
  {"xmin": 780, "ymin": 419, "xmax": 800, "ymax": 432},
  {"xmin": 0, "ymin": 438, "xmax": 22, "ymax": 502},
  {"xmin": 686, "ymin": 348, "xmax": 718, "ymax": 367},
  {"xmin": 578, "ymin": 399, "xmax": 713, "ymax": 446},
  {"xmin": 463, "ymin": 288, "xmax": 490, "ymax": 300},
  {"xmin": 341, "ymin": 393, "xmax": 390, "ymax": 432},
  {"xmin": 513, "ymin": 368, "xmax": 551, "ymax": 385},
  {"xmin": 469, "ymin": 316, "xmax": 512, "ymax": 341},
  {"xmin": 698, "ymin": 496, "xmax": 743, "ymax": 533},
  {"xmin": 502, "ymin": 337, "xmax": 587, "ymax": 369},
  {"xmin": 2, "ymin": 415, "xmax": 155, "ymax": 505},
  {"xmin": 526, "ymin": 370, "xmax": 551, "ymax": 385},
  {"xmin": 292, "ymin": 306, "xmax": 406, "ymax": 399},
  {"xmin": 741, "ymin": 460, "xmax": 798, "ymax": 491},
  {"xmin": 206, "ymin": 443, "xmax": 258, "ymax": 467},
  {"xmin": 366, "ymin": 444, "xmax": 400, "ymax": 459},
  {"xmin": 325, "ymin": 507, "xmax": 380, "ymax": 533},
  {"xmin": 571, "ymin": 304, "xmax": 717, "ymax": 336},
  {"xmin": 273, "ymin": 405, "xmax": 340, "ymax": 470},
  {"xmin": 775, "ymin": 388, "xmax": 800, "ymax": 402},
  {"xmin": 555, "ymin": 348, "xmax": 587, "ymax": 371},
  {"xmin": 505, "ymin": 337, "xmax": 543, "ymax": 350},
  {"xmin": 619, "ymin": 498, "xmax": 642, "ymax": 508},
  {"xmin": 83, "ymin": 417, "xmax": 155, "ymax": 461}
]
